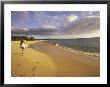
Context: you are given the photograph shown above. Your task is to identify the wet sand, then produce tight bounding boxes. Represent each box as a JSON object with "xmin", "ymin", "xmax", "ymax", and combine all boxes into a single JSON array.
[{"xmin": 11, "ymin": 41, "xmax": 100, "ymax": 77}]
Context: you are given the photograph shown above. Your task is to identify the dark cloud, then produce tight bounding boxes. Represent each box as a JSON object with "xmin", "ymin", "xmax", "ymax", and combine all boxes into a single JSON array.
[
  {"xmin": 62, "ymin": 16, "xmax": 100, "ymax": 35},
  {"xmin": 11, "ymin": 28, "xmax": 56, "ymax": 36}
]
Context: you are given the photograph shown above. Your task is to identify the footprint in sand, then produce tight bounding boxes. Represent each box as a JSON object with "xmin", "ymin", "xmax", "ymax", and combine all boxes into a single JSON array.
[
  {"xmin": 13, "ymin": 53, "xmax": 18, "ymax": 55},
  {"xmin": 19, "ymin": 74, "xmax": 26, "ymax": 77},
  {"xmin": 32, "ymin": 73, "xmax": 36, "ymax": 76},
  {"xmin": 36, "ymin": 62, "xmax": 39, "ymax": 64},
  {"xmin": 32, "ymin": 66, "xmax": 37, "ymax": 71},
  {"xmin": 16, "ymin": 64, "xmax": 22, "ymax": 67}
]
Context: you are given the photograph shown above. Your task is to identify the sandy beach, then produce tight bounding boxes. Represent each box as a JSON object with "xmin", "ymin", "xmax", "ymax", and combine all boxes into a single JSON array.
[{"xmin": 11, "ymin": 41, "xmax": 100, "ymax": 77}]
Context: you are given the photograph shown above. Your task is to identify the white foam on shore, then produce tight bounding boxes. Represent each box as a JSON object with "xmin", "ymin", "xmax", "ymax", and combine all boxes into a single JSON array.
[{"xmin": 54, "ymin": 43, "xmax": 100, "ymax": 57}]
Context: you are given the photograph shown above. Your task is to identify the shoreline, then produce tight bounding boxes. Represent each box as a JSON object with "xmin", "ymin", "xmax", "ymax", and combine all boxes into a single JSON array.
[{"xmin": 31, "ymin": 40, "xmax": 100, "ymax": 58}]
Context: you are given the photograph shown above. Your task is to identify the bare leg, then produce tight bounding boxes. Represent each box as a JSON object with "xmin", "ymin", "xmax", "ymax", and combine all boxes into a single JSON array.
[{"xmin": 22, "ymin": 48, "xmax": 24, "ymax": 56}]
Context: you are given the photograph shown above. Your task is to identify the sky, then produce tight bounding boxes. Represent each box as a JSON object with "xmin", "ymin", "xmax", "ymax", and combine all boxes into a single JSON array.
[{"xmin": 11, "ymin": 11, "xmax": 100, "ymax": 39}]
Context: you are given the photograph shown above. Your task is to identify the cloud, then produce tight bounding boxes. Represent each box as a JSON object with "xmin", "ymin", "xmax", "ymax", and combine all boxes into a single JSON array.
[
  {"xmin": 67, "ymin": 15, "xmax": 78, "ymax": 22},
  {"xmin": 12, "ymin": 11, "xmax": 30, "ymax": 21},
  {"xmin": 11, "ymin": 11, "xmax": 100, "ymax": 38},
  {"xmin": 62, "ymin": 16, "xmax": 100, "ymax": 37},
  {"xmin": 42, "ymin": 25, "xmax": 56, "ymax": 29},
  {"xmin": 11, "ymin": 27, "xmax": 56, "ymax": 36}
]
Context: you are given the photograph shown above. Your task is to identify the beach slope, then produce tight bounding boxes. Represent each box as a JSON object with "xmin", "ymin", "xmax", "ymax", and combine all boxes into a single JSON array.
[{"xmin": 11, "ymin": 41, "xmax": 100, "ymax": 77}]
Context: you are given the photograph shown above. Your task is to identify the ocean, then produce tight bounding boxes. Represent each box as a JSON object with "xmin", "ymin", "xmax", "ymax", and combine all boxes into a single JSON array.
[{"xmin": 47, "ymin": 37, "xmax": 100, "ymax": 53}]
